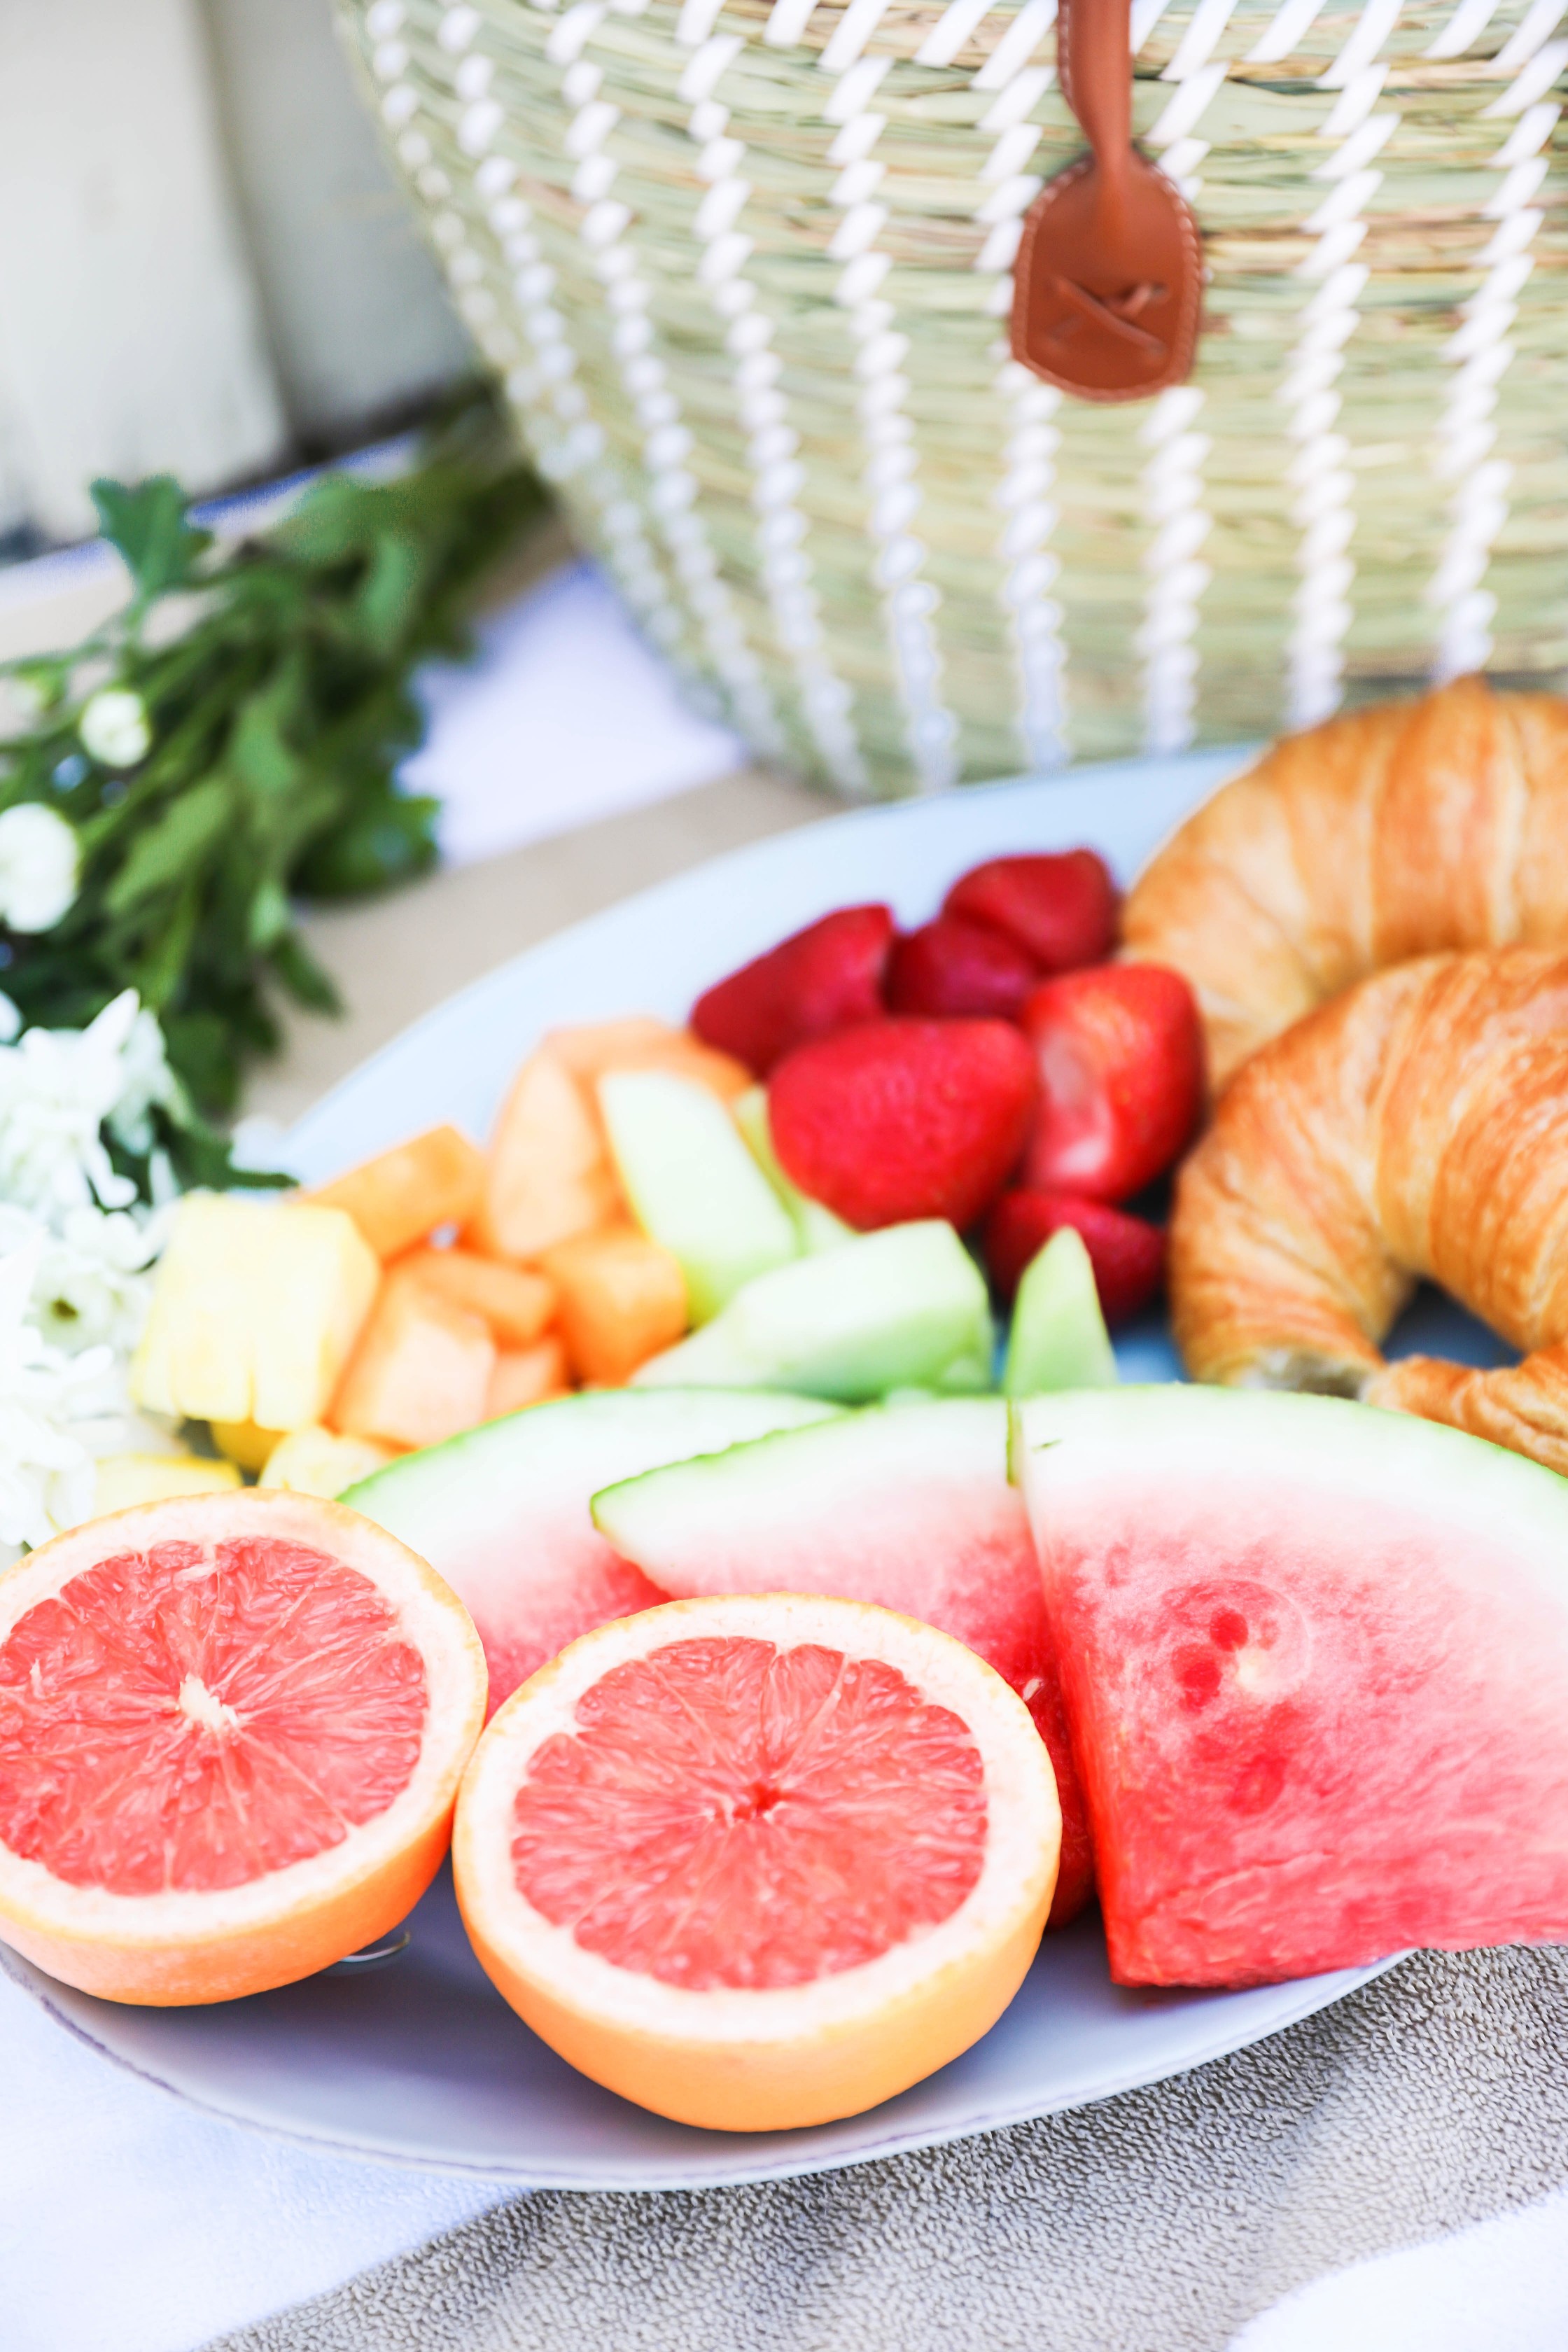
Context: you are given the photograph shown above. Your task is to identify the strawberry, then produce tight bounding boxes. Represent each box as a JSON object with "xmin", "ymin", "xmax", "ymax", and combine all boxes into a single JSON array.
[
  {"xmin": 886, "ymin": 914, "xmax": 1040, "ymax": 1021},
  {"xmin": 944, "ymin": 850, "xmax": 1119, "ymax": 974},
  {"xmin": 769, "ymin": 1018, "xmax": 1037, "ymax": 1231},
  {"xmin": 1021, "ymin": 963, "xmax": 1203, "ymax": 1203},
  {"xmin": 690, "ymin": 905, "xmax": 892, "ymax": 1077},
  {"xmin": 986, "ymin": 1189, "xmax": 1166, "ymax": 1324}
]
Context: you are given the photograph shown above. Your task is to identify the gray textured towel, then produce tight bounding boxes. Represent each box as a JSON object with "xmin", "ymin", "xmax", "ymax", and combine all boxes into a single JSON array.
[{"xmin": 214, "ymin": 1944, "xmax": 1568, "ymax": 2352}]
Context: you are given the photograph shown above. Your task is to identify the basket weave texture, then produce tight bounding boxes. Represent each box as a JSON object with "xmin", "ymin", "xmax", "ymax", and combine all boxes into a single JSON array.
[{"xmin": 342, "ymin": 0, "xmax": 1568, "ymax": 796}]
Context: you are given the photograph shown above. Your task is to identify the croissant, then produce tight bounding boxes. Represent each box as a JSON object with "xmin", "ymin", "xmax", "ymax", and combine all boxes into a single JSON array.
[
  {"xmin": 1122, "ymin": 677, "xmax": 1568, "ymax": 1091},
  {"xmin": 1170, "ymin": 948, "xmax": 1568, "ymax": 1477}
]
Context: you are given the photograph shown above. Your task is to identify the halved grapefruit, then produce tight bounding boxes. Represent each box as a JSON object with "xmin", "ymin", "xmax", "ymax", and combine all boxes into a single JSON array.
[
  {"xmin": 589, "ymin": 1399, "xmax": 1095, "ymax": 1928},
  {"xmin": 1014, "ymin": 1385, "xmax": 1568, "ymax": 1987},
  {"xmin": 0, "ymin": 1490, "xmax": 486, "ymax": 2004},
  {"xmin": 454, "ymin": 1591, "xmax": 1059, "ymax": 2131}
]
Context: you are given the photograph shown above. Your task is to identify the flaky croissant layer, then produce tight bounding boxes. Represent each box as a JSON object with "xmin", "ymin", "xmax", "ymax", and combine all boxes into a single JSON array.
[
  {"xmin": 1124, "ymin": 677, "xmax": 1568, "ymax": 1092},
  {"xmin": 1170, "ymin": 948, "xmax": 1568, "ymax": 1478}
]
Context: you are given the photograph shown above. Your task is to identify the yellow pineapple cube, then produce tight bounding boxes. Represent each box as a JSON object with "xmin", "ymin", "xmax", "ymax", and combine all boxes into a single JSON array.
[
  {"xmin": 131, "ymin": 1194, "xmax": 381, "ymax": 1431},
  {"xmin": 92, "ymin": 1454, "xmax": 243, "ymax": 1517},
  {"xmin": 258, "ymin": 1425, "xmax": 396, "ymax": 1499},
  {"xmin": 211, "ymin": 1418, "xmax": 288, "ymax": 1472}
]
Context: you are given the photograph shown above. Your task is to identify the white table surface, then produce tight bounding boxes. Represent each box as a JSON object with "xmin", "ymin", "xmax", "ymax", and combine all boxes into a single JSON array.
[{"xmin": 1, "ymin": 545, "xmax": 1566, "ymax": 2352}]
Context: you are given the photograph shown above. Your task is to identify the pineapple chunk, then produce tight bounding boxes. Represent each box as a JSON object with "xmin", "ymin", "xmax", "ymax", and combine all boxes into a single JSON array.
[
  {"xmin": 93, "ymin": 1454, "xmax": 242, "ymax": 1517},
  {"xmin": 131, "ymin": 1194, "xmax": 381, "ymax": 1431},
  {"xmin": 259, "ymin": 1425, "xmax": 396, "ymax": 1499},
  {"xmin": 211, "ymin": 1418, "xmax": 287, "ymax": 1472}
]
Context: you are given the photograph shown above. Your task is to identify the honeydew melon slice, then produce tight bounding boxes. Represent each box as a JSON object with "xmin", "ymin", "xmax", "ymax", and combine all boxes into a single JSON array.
[
  {"xmin": 1002, "ymin": 1228, "xmax": 1117, "ymax": 1398},
  {"xmin": 630, "ymin": 1220, "xmax": 995, "ymax": 1403},
  {"xmin": 598, "ymin": 1070, "xmax": 797, "ymax": 1323},
  {"xmin": 591, "ymin": 1396, "xmax": 1093, "ymax": 1925},
  {"xmin": 1012, "ymin": 1384, "xmax": 1568, "ymax": 1986},
  {"xmin": 345, "ymin": 1388, "xmax": 836, "ymax": 1714},
  {"xmin": 732, "ymin": 1085, "xmax": 855, "ymax": 1254}
]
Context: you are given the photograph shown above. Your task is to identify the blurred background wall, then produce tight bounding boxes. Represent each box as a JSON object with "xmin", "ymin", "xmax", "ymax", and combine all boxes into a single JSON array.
[{"xmin": 0, "ymin": 0, "xmax": 470, "ymax": 552}]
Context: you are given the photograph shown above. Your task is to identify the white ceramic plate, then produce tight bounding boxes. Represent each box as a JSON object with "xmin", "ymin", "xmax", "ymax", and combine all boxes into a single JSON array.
[{"xmin": 8, "ymin": 747, "xmax": 1495, "ymax": 2186}]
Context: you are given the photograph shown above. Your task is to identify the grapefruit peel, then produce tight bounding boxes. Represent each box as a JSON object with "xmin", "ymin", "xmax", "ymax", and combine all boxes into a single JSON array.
[
  {"xmin": 454, "ymin": 1592, "xmax": 1059, "ymax": 2132},
  {"xmin": 0, "ymin": 1490, "xmax": 487, "ymax": 2005}
]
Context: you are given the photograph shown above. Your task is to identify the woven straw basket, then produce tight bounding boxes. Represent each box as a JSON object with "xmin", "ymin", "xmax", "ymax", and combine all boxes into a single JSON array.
[{"xmin": 341, "ymin": 0, "xmax": 1568, "ymax": 796}]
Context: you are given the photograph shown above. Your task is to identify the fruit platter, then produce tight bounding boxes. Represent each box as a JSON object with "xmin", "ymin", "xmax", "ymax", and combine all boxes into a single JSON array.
[{"xmin": 5, "ymin": 681, "xmax": 1565, "ymax": 2189}]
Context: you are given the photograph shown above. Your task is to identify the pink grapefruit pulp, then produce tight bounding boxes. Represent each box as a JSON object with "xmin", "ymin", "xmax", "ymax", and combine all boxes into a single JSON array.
[
  {"xmin": 455, "ymin": 1592, "xmax": 1059, "ymax": 2130},
  {"xmin": 0, "ymin": 1491, "xmax": 486, "ymax": 2003}
]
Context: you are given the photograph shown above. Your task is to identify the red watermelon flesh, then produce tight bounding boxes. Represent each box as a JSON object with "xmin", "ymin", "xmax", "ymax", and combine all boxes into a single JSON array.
[
  {"xmin": 589, "ymin": 1397, "xmax": 1096, "ymax": 1928},
  {"xmin": 1014, "ymin": 1385, "xmax": 1568, "ymax": 1985},
  {"xmin": 344, "ymin": 1390, "xmax": 836, "ymax": 1716}
]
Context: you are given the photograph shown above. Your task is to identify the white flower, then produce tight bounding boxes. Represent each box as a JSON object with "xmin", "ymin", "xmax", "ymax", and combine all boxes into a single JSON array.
[
  {"xmin": 0, "ymin": 993, "xmax": 19, "ymax": 1045},
  {"xmin": 78, "ymin": 686, "xmax": 151, "ymax": 769},
  {"xmin": 0, "ymin": 1238, "xmax": 129, "ymax": 1555},
  {"xmin": 0, "ymin": 990, "xmax": 172, "ymax": 1217},
  {"xmin": 0, "ymin": 802, "xmax": 78, "ymax": 933},
  {"xmin": 0, "ymin": 1202, "xmax": 157, "ymax": 1357}
]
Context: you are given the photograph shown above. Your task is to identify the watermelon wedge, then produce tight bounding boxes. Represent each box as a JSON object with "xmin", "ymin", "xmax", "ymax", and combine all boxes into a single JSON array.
[
  {"xmin": 590, "ymin": 1399, "xmax": 1093, "ymax": 1926},
  {"xmin": 1013, "ymin": 1385, "xmax": 1568, "ymax": 1986},
  {"xmin": 346, "ymin": 1390, "xmax": 836, "ymax": 1715}
]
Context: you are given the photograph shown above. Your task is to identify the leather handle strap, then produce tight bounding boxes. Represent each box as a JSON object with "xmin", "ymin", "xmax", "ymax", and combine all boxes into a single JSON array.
[{"xmin": 1057, "ymin": 0, "xmax": 1133, "ymax": 238}]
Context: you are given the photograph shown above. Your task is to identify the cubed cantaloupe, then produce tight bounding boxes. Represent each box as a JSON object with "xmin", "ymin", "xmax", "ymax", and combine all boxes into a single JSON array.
[
  {"xmin": 130, "ymin": 1194, "xmax": 381, "ymax": 1430},
  {"xmin": 92, "ymin": 1454, "xmax": 244, "ymax": 1517},
  {"xmin": 485, "ymin": 1334, "xmax": 570, "ymax": 1419},
  {"xmin": 259, "ymin": 1425, "xmax": 397, "ymax": 1499},
  {"xmin": 330, "ymin": 1270, "xmax": 496, "ymax": 1450},
  {"xmin": 312, "ymin": 1125, "xmax": 486, "ymax": 1259},
  {"xmin": 473, "ymin": 1051, "xmax": 622, "ymax": 1263},
  {"xmin": 541, "ymin": 1227, "xmax": 688, "ymax": 1387},
  {"xmin": 542, "ymin": 1016, "xmax": 750, "ymax": 1104},
  {"xmin": 397, "ymin": 1247, "xmax": 556, "ymax": 1347}
]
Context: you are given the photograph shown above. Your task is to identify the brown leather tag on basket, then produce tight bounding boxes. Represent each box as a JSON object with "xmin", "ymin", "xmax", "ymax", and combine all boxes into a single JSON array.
[{"xmin": 1011, "ymin": 0, "xmax": 1200, "ymax": 402}]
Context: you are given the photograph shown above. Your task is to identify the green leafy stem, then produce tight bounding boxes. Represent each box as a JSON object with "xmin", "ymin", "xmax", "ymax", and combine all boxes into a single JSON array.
[{"xmin": 1, "ymin": 389, "xmax": 548, "ymax": 1172}]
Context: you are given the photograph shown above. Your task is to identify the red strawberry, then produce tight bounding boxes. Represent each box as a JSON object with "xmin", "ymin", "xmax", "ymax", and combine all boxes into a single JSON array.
[
  {"xmin": 986, "ymin": 1189, "xmax": 1166, "ymax": 1324},
  {"xmin": 769, "ymin": 1018, "xmax": 1037, "ymax": 1231},
  {"xmin": 886, "ymin": 914, "xmax": 1040, "ymax": 1021},
  {"xmin": 691, "ymin": 904, "xmax": 892, "ymax": 1077},
  {"xmin": 1022, "ymin": 963, "xmax": 1203, "ymax": 1203},
  {"xmin": 944, "ymin": 850, "xmax": 1119, "ymax": 974}
]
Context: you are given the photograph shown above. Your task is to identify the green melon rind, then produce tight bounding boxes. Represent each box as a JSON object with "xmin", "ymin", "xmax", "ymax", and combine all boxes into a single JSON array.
[
  {"xmin": 344, "ymin": 1387, "xmax": 841, "ymax": 1554},
  {"xmin": 732, "ymin": 1086, "xmax": 855, "ymax": 1256},
  {"xmin": 631, "ymin": 1220, "xmax": 995, "ymax": 1403},
  {"xmin": 1002, "ymin": 1228, "xmax": 1117, "ymax": 1400},
  {"xmin": 592, "ymin": 1396, "xmax": 1009, "ymax": 1578},
  {"xmin": 1009, "ymin": 1384, "xmax": 1568, "ymax": 1553},
  {"xmin": 597, "ymin": 1070, "xmax": 798, "ymax": 1323}
]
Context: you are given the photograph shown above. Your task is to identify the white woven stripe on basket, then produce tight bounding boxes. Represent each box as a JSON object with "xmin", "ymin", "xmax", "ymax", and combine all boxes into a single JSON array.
[
  {"xmin": 676, "ymin": 7, "xmax": 871, "ymax": 788},
  {"xmin": 343, "ymin": 0, "xmax": 1566, "ymax": 792},
  {"xmin": 1429, "ymin": 0, "xmax": 1567, "ymax": 678}
]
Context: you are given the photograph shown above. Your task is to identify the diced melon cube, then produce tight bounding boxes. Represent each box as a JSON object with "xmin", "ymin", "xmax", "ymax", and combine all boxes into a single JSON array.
[
  {"xmin": 93, "ymin": 1454, "xmax": 243, "ymax": 1518},
  {"xmin": 598, "ymin": 1070, "xmax": 797, "ymax": 1322},
  {"xmin": 330, "ymin": 1270, "xmax": 497, "ymax": 1450},
  {"xmin": 260, "ymin": 1425, "xmax": 397, "ymax": 1499},
  {"xmin": 542, "ymin": 1016, "xmax": 750, "ymax": 1104},
  {"xmin": 130, "ymin": 1194, "xmax": 380, "ymax": 1430},
  {"xmin": 542, "ymin": 1227, "xmax": 688, "ymax": 1387},
  {"xmin": 397, "ymin": 1247, "xmax": 556, "ymax": 1347},
  {"xmin": 485, "ymin": 1334, "xmax": 570, "ymax": 1420},
  {"xmin": 475, "ymin": 1051, "xmax": 622, "ymax": 1263},
  {"xmin": 211, "ymin": 1419, "xmax": 288, "ymax": 1473},
  {"xmin": 312, "ymin": 1126, "xmax": 486, "ymax": 1259}
]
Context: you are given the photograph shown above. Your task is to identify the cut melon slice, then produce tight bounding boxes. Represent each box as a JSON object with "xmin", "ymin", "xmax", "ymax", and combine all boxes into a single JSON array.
[
  {"xmin": 345, "ymin": 1388, "xmax": 840, "ymax": 1716},
  {"xmin": 485, "ymin": 1336, "xmax": 570, "ymax": 1419},
  {"xmin": 592, "ymin": 1397, "xmax": 1093, "ymax": 1925},
  {"xmin": 331, "ymin": 1273, "xmax": 496, "ymax": 1451},
  {"xmin": 1002, "ymin": 1227, "xmax": 1116, "ymax": 1398},
  {"xmin": 598, "ymin": 1070, "xmax": 798, "ymax": 1322},
  {"xmin": 631, "ymin": 1221, "xmax": 993, "ymax": 1402},
  {"xmin": 396, "ymin": 1249, "xmax": 556, "ymax": 1349},
  {"xmin": 1013, "ymin": 1385, "xmax": 1568, "ymax": 1986},
  {"xmin": 541, "ymin": 1226, "xmax": 688, "ymax": 1386},
  {"xmin": 475, "ymin": 1051, "xmax": 622, "ymax": 1264},
  {"xmin": 312, "ymin": 1126, "xmax": 486, "ymax": 1261},
  {"xmin": 732, "ymin": 1086, "xmax": 854, "ymax": 1254}
]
